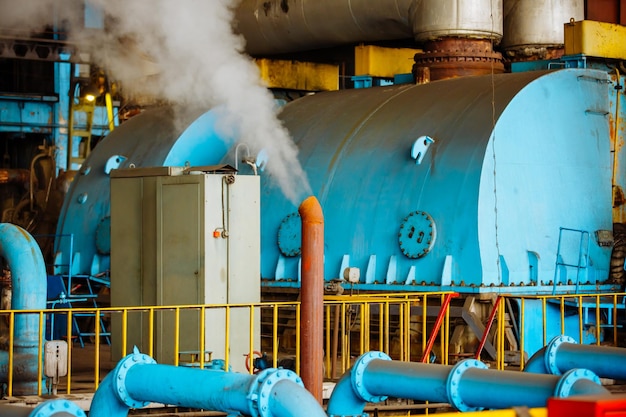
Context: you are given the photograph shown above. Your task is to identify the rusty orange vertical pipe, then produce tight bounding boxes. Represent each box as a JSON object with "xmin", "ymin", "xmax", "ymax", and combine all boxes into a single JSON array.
[{"xmin": 299, "ymin": 196, "xmax": 324, "ymax": 404}]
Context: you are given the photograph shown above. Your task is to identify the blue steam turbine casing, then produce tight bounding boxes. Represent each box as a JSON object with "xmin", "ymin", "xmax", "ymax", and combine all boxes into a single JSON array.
[
  {"xmin": 54, "ymin": 106, "xmax": 228, "ymax": 276},
  {"xmin": 261, "ymin": 68, "xmax": 616, "ymax": 293}
]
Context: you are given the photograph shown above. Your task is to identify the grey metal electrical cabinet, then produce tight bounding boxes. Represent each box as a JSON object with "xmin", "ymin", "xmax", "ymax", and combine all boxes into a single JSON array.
[{"xmin": 110, "ymin": 166, "xmax": 260, "ymax": 371}]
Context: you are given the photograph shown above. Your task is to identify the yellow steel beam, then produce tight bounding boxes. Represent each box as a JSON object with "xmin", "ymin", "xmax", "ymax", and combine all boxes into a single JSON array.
[
  {"xmin": 564, "ymin": 20, "xmax": 626, "ymax": 60},
  {"xmin": 355, "ymin": 44, "xmax": 422, "ymax": 78},
  {"xmin": 256, "ymin": 59, "xmax": 339, "ymax": 91}
]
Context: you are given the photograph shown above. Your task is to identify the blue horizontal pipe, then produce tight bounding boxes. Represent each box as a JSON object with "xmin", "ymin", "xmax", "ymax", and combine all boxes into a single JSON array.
[
  {"xmin": 525, "ymin": 335, "xmax": 626, "ymax": 380},
  {"xmin": 327, "ymin": 352, "xmax": 609, "ymax": 416},
  {"xmin": 456, "ymin": 368, "xmax": 607, "ymax": 409},
  {"xmin": 0, "ymin": 223, "xmax": 47, "ymax": 395},
  {"xmin": 90, "ymin": 349, "xmax": 326, "ymax": 417}
]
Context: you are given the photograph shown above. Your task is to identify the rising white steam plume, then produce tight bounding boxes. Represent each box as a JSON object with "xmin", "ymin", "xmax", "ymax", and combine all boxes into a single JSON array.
[{"xmin": 0, "ymin": 0, "xmax": 311, "ymax": 204}]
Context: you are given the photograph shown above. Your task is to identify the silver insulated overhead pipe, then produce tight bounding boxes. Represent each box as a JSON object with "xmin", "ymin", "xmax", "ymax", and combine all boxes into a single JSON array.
[{"xmin": 234, "ymin": 0, "xmax": 415, "ymax": 56}]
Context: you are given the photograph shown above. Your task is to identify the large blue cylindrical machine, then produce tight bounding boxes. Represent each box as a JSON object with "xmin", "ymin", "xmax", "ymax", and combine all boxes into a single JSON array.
[
  {"xmin": 54, "ymin": 106, "xmax": 229, "ymax": 276},
  {"xmin": 55, "ymin": 68, "xmax": 619, "ymax": 295},
  {"xmin": 258, "ymin": 68, "xmax": 616, "ymax": 294}
]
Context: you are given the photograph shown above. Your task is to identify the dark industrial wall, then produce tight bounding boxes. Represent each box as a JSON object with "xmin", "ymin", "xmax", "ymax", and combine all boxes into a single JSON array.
[{"xmin": 586, "ymin": 0, "xmax": 626, "ymax": 25}]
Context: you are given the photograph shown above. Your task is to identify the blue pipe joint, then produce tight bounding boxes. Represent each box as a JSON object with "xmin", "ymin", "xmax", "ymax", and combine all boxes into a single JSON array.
[
  {"xmin": 351, "ymin": 351, "xmax": 392, "ymax": 404},
  {"xmin": 446, "ymin": 359, "xmax": 488, "ymax": 412},
  {"xmin": 30, "ymin": 399, "xmax": 87, "ymax": 417},
  {"xmin": 112, "ymin": 347, "xmax": 157, "ymax": 408},
  {"xmin": 545, "ymin": 335, "xmax": 575, "ymax": 375},
  {"xmin": 554, "ymin": 368, "xmax": 601, "ymax": 398},
  {"xmin": 247, "ymin": 368, "xmax": 303, "ymax": 417},
  {"xmin": 208, "ymin": 359, "xmax": 232, "ymax": 371}
]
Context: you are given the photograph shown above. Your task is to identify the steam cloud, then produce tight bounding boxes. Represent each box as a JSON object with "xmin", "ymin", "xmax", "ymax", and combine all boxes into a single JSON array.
[{"xmin": 0, "ymin": 0, "xmax": 311, "ymax": 204}]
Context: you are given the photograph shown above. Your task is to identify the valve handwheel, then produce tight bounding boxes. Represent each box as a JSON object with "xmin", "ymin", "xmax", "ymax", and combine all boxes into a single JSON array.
[{"xmin": 244, "ymin": 351, "xmax": 264, "ymax": 373}]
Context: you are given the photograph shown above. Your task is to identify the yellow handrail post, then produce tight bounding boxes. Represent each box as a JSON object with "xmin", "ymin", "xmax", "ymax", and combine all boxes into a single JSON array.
[
  {"xmin": 66, "ymin": 310, "xmax": 73, "ymax": 394},
  {"xmin": 37, "ymin": 312, "xmax": 44, "ymax": 396},
  {"xmin": 578, "ymin": 295, "xmax": 583, "ymax": 345},
  {"xmin": 7, "ymin": 312, "xmax": 14, "ymax": 396},
  {"xmin": 541, "ymin": 297, "xmax": 547, "ymax": 347},
  {"xmin": 613, "ymin": 294, "xmax": 618, "ymax": 346},
  {"xmin": 148, "ymin": 307, "xmax": 154, "ymax": 358},
  {"xmin": 295, "ymin": 304, "xmax": 301, "ymax": 375},
  {"xmin": 249, "ymin": 306, "xmax": 255, "ymax": 374},
  {"xmin": 274, "ymin": 304, "xmax": 280, "ymax": 370},
  {"xmin": 341, "ymin": 302, "xmax": 347, "ymax": 372},
  {"xmin": 422, "ymin": 296, "xmax": 427, "ymax": 360},
  {"xmin": 225, "ymin": 306, "xmax": 231, "ymax": 371},
  {"xmin": 520, "ymin": 298, "xmax": 525, "ymax": 371},
  {"xmin": 94, "ymin": 308, "xmax": 101, "ymax": 390},
  {"xmin": 200, "ymin": 306, "xmax": 206, "ymax": 369},
  {"xmin": 384, "ymin": 301, "xmax": 390, "ymax": 356},
  {"xmin": 560, "ymin": 297, "xmax": 565, "ymax": 335},
  {"xmin": 596, "ymin": 295, "xmax": 601, "ymax": 346},
  {"xmin": 174, "ymin": 307, "xmax": 180, "ymax": 366}
]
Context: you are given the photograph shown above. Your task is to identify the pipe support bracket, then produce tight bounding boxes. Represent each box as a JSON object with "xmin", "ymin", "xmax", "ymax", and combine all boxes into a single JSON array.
[
  {"xmin": 554, "ymin": 368, "xmax": 600, "ymax": 398},
  {"xmin": 446, "ymin": 359, "xmax": 488, "ymax": 412},
  {"xmin": 351, "ymin": 351, "xmax": 391, "ymax": 403},
  {"xmin": 248, "ymin": 368, "xmax": 304, "ymax": 417},
  {"xmin": 545, "ymin": 335, "xmax": 575, "ymax": 375},
  {"xmin": 113, "ymin": 348, "xmax": 157, "ymax": 408}
]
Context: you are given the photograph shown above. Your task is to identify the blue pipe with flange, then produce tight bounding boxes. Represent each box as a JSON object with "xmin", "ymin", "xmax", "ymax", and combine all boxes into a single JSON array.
[
  {"xmin": 0, "ymin": 399, "xmax": 86, "ymax": 417},
  {"xmin": 524, "ymin": 335, "xmax": 626, "ymax": 379},
  {"xmin": 327, "ymin": 351, "xmax": 609, "ymax": 416},
  {"xmin": 0, "ymin": 223, "xmax": 47, "ymax": 395},
  {"xmin": 89, "ymin": 348, "xmax": 327, "ymax": 417}
]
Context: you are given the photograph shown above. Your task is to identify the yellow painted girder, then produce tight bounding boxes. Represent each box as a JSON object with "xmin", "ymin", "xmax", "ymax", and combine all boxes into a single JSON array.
[
  {"xmin": 565, "ymin": 20, "xmax": 626, "ymax": 60},
  {"xmin": 355, "ymin": 44, "xmax": 422, "ymax": 78},
  {"xmin": 256, "ymin": 59, "xmax": 339, "ymax": 91}
]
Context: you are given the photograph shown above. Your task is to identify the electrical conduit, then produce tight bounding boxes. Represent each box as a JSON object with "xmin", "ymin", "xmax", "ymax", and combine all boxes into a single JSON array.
[
  {"xmin": 327, "ymin": 351, "xmax": 609, "ymax": 416},
  {"xmin": 524, "ymin": 335, "xmax": 626, "ymax": 379},
  {"xmin": 0, "ymin": 223, "xmax": 47, "ymax": 395},
  {"xmin": 89, "ymin": 348, "xmax": 327, "ymax": 417}
]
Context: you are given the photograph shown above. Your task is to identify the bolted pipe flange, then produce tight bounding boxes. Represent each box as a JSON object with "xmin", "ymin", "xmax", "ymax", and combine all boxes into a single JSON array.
[
  {"xmin": 446, "ymin": 359, "xmax": 488, "ymax": 412},
  {"xmin": 544, "ymin": 335, "xmax": 575, "ymax": 375},
  {"xmin": 554, "ymin": 368, "xmax": 601, "ymax": 398},
  {"xmin": 247, "ymin": 368, "xmax": 304, "ymax": 417},
  {"xmin": 30, "ymin": 398, "xmax": 87, "ymax": 417},
  {"xmin": 113, "ymin": 347, "xmax": 157, "ymax": 409},
  {"xmin": 350, "ymin": 351, "xmax": 392, "ymax": 403}
]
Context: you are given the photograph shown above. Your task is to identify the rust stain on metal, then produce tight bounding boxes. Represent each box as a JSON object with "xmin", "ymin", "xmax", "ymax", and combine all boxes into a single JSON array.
[{"xmin": 413, "ymin": 38, "xmax": 504, "ymax": 81}]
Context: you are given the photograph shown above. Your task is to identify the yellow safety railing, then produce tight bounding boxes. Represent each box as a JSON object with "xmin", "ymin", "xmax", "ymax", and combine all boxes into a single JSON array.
[
  {"xmin": 0, "ymin": 292, "xmax": 453, "ymax": 396},
  {"xmin": 323, "ymin": 292, "xmax": 455, "ymax": 378},
  {"xmin": 491, "ymin": 292, "xmax": 626, "ymax": 370}
]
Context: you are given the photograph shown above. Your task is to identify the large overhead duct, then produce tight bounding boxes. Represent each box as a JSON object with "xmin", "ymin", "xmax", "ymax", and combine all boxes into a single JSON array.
[
  {"xmin": 235, "ymin": 0, "xmax": 505, "ymax": 80},
  {"xmin": 234, "ymin": 0, "xmax": 415, "ymax": 56},
  {"xmin": 502, "ymin": 0, "xmax": 584, "ymax": 59}
]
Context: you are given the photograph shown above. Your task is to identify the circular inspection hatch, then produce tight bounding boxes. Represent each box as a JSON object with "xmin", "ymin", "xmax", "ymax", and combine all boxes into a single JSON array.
[
  {"xmin": 398, "ymin": 211, "xmax": 436, "ymax": 259},
  {"xmin": 278, "ymin": 212, "xmax": 302, "ymax": 257}
]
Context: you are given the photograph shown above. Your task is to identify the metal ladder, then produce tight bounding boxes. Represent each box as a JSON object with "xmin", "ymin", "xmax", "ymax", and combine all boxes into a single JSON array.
[
  {"xmin": 66, "ymin": 66, "xmax": 115, "ymax": 169},
  {"xmin": 552, "ymin": 227, "xmax": 590, "ymax": 295},
  {"xmin": 52, "ymin": 234, "xmax": 111, "ymax": 347}
]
